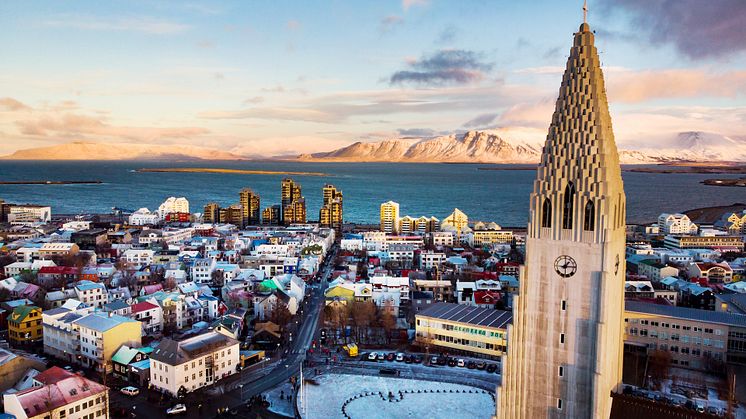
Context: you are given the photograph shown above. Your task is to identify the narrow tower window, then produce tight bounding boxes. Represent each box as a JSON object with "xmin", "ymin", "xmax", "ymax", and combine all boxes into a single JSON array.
[
  {"xmin": 558, "ymin": 366, "xmax": 564, "ymax": 377},
  {"xmin": 541, "ymin": 198, "xmax": 552, "ymax": 228},
  {"xmin": 557, "ymin": 399, "xmax": 563, "ymax": 410},
  {"xmin": 583, "ymin": 200, "xmax": 595, "ymax": 231},
  {"xmin": 562, "ymin": 182, "xmax": 575, "ymax": 229},
  {"xmin": 560, "ymin": 333, "xmax": 565, "ymax": 344},
  {"xmin": 561, "ymin": 300, "xmax": 567, "ymax": 311}
]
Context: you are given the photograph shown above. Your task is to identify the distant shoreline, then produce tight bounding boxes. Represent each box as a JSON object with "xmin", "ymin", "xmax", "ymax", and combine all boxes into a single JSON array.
[
  {"xmin": 136, "ymin": 167, "xmax": 329, "ymax": 177},
  {"xmin": 0, "ymin": 180, "xmax": 103, "ymax": 185}
]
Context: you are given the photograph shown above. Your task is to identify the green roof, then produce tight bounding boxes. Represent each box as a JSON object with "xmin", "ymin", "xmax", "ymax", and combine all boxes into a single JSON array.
[
  {"xmin": 11, "ymin": 305, "xmax": 40, "ymax": 323},
  {"xmin": 259, "ymin": 279, "xmax": 280, "ymax": 291}
]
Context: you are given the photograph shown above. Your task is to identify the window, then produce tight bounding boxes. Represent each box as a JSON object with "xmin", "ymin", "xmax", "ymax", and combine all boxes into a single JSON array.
[
  {"xmin": 558, "ymin": 366, "xmax": 564, "ymax": 377},
  {"xmin": 541, "ymin": 198, "xmax": 552, "ymax": 228},
  {"xmin": 560, "ymin": 333, "xmax": 565, "ymax": 344},
  {"xmin": 562, "ymin": 182, "xmax": 575, "ymax": 229},
  {"xmin": 557, "ymin": 399, "xmax": 563, "ymax": 410},
  {"xmin": 583, "ymin": 200, "xmax": 595, "ymax": 231},
  {"xmin": 561, "ymin": 300, "xmax": 567, "ymax": 311}
]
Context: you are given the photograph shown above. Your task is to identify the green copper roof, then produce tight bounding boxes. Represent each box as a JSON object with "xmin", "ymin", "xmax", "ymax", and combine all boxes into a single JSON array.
[{"xmin": 11, "ymin": 305, "xmax": 40, "ymax": 323}]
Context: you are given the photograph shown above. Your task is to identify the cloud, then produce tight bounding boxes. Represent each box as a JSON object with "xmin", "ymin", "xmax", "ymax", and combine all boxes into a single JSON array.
[
  {"xmin": 1, "ymin": 100, "xmax": 209, "ymax": 144},
  {"xmin": 606, "ymin": 69, "xmax": 746, "ymax": 103},
  {"xmin": 379, "ymin": 15, "xmax": 404, "ymax": 33},
  {"xmin": 41, "ymin": 15, "xmax": 190, "ymax": 34},
  {"xmin": 196, "ymin": 40, "xmax": 215, "ymax": 49},
  {"xmin": 286, "ymin": 20, "xmax": 301, "ymax": 31},
  {"xmin": 601, "ymin": 0, "xmax": 746, "ymax": 58},
  {"xmin": 0, "ymin": 97, "xmax": 31, "ymax": 111},
  {"xmin": 462, "ymin": 113, "xmax": 499, "ymax": 128},
  {"xmin": 242, "ymin": 96, "xmax": 265, "ymax": 105},
  {"xmin": 200, "ymin": 83, "xmax": 534, "ymax": 124},
  {"xmin": 498, "ymin": 98, "xmax": 555, "ymax": 128},
  {"xmin": 437, "ymin": 26, "xmax": 457, "ymax": 44},
  {"xmin": 402, "ymin": 0, "xmax": 429, "ymax": 11},
  {"xmin": 389, "ymin": 49, "xmax": 494, "ymax": 86},
  {"xmin": 397, "ymin": 128, "xmax": 437, "ymax": 137}
]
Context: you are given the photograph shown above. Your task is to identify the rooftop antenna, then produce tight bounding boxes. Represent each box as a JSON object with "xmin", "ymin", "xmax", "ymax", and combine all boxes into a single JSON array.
[{"xmin": 583, "ymin": 0, "xmax": 588, "ymax": 24}]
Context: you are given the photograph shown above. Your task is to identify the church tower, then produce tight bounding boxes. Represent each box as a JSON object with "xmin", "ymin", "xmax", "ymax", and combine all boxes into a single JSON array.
[{"xmin": 496, "ymin": 13, "xmax": 627, "ymax": 419}]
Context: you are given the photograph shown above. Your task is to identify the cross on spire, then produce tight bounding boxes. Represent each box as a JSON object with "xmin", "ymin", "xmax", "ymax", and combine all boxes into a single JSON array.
[{"xmin": 583, "ymin": 0, "xmax": 588, "ymax": 24}]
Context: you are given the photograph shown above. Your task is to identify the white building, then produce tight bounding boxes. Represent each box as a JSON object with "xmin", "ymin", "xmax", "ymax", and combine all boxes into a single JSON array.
[
  {"xmin": 430, "ymin": 231, "xmax": 455, "ymax": 247},
  {"xmin": 42, "ymin": 299, "xmax": 95, "ymax": 364},
  {"xmin": 74, "ymin": 280, "xmax": 108, "ymax": 308},
  {"xmin": 123, "ymin": 249, "xmax": 155, "ymax": 266},
  {"xmin": 658, "ymin": 213, "xmax": 698, "ymax": 235},
  {"xmin": 3, "ymin": 367, "xmax": 108, "ymax": 419},
  {"xmin": 150, "ymin": 331, "xmax": 240, "ymax": 396},
  {"xmin": 420, "ymin": 251, "xmax": 447, "ymax": 269},
  {"xmin": 7, "ymin": 205, "xmax": 51, "ymax": 225},
  {"xmin": 130, "ymin": 300, "xmax": 163, "ymax": 334},
  {"xmin": 157, "ymin": 196, "xmax": 190, "ymax": 220},
  {"xmin": 370, "ymin": 274, "xmax": 409, "ymax": 303},
  {"xmin": 62, "ymin": 220, "xmax": 92, "ymax": 231},
  {"xmin": 129, "ymin": 208, "xmax": 160, "ymax": 226}
]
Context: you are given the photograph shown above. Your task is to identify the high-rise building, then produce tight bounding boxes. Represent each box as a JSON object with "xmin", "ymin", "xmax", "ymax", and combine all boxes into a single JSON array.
[
  {"xmin": 239, "ymin": 188, "xmax": 261, "ymax": 227},
  {"xmin": 262, "ymin": 205, "xmax": 281, "ymax": 225},
  {"xmin": 283, "ymin": 198, "xmax": 307, "ymax": 224},
  {"xmin": 203, "ymin": 202, "xmax": 220, "ymax": 224},
  {"xmin": 157, "ymin": 197, "xmax": 189, "ymax": 220},
  {"xmin": 380, "ymin": 201, "xmax": 400, "ymax": 234},
  {"xmin": 281, "ymin": 178, "xmax": 303, "ymax": 225},
  {"xmin": 496, "ymin": 16, "xmax": 626, "ymax": 419},
  {"xmin": 219, "ymin": 204, "xmax": 243, "ymax": 227},
  {"xmin": 320, "ymin": 184, "xmax": 343, "ymax": 230}
]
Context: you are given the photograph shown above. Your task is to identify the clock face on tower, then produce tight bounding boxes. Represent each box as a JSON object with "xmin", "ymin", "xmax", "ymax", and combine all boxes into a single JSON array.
[{"xmin": 554, "ymin": 255, "xmax": 577, "ymax": 278}]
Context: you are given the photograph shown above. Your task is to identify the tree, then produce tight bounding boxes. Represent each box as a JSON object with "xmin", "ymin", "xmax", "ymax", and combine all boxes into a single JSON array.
[
  {"xmin": 269, "ymin": 303, "xmax": 292, "ymax": 334},
  {"xmin": 163, "ymin": 277, "xmax": 177, "ymax": 291},
  {"xmin": 647, "ymin": 350, "xmax": 672, "ymax": 390},
  {"xmin": 349, "ymin": 301, "xmax": 376, "ymax": 343},
  {"xmin": 379, "ymin": 309, "xmax": 397, "ymax": 344}
]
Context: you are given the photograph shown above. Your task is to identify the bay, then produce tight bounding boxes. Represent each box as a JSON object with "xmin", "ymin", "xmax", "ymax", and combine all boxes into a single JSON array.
[{"xmin": 0, "ymin": 160, "xmax": 743, "ymax": 226}]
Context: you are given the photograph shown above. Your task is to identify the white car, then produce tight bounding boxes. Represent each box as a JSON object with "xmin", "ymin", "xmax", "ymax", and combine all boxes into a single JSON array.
[
  {"xmin": 457, "ymin": 359, "xmax": 465, "ymax": 367},
  {"xmin": 120, "ymin": 386, "xmax": 139, "ymax": 396},
  {"xmin": 368, "ymin": 352, "xmax": 378, "ymax": 361},
  {"xmin": 395, "ymin": 353, "xmax": 405, "ymax": 362},
  {"xmin": 166, "ymin": 404, "xmax": 187, "ymax": 415}
]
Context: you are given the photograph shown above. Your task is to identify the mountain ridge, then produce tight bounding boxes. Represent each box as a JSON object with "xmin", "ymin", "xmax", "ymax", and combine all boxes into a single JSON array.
[{"xmin": 0, "ymin": 141, "xmax": 246, "ymax": 161}]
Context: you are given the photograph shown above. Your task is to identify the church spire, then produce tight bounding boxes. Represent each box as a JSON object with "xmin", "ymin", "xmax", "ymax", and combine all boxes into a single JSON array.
[{"xmin": 583, "ymin": 0, "xmax": 588, "ymax": 24}]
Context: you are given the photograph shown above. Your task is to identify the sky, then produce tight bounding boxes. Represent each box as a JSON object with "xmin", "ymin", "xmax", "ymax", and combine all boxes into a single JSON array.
[{"xmin": 1, "ymin": 0, "xmax": 745, "ymax": 157}]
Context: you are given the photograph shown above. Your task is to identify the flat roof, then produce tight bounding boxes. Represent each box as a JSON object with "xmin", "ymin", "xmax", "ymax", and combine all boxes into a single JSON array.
[
  {"xmin": 625, "ymin": 300, "xmax": 746, "ymax": 328},
  {"xmin": 417, "ymin": 302, "xmax": 512, "ymax": 329}
]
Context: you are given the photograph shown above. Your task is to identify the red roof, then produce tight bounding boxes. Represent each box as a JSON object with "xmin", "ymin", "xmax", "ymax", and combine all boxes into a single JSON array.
[
  {"xmin": 14, "ymin": 367, "xmax": 107, "ymax": 417},
  {"xmin": 474, "ymin": 290, "xmax": 501, "ymax": 305},
  {"xmin": 38, "ymin": 266, "xmax": 79, "ymax": 275},
  {"xmin": 141, "ymin": 284, "xmax": 163, "ymax": 295},
  {"xmin": 130, "ymin": 301, "xmax": 159, "ymax": 314},
  {"xmin": 695, "ymin": 262, "xmax": 732, "ymax": 272}
]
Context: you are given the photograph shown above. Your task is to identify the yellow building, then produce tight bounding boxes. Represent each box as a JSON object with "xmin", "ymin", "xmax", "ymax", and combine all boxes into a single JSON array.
[
  {"xmin": 441, "ymin": 208, "xmax": 469, "ymax": 236},
  {"xmin": 320, "ymin": 184, "xmax": 343, "ymax": 230},
  {"xmin": 74, "ymin": 312, "xmax": 142, "ymax": 373},
  {"xmin": 203, "ymin": 202, "xmax": 220, "ymax": 223},
  {"xmin": 8, "ymin": 305, "xmax": 43, "ymax": 347},
  {"xmin": 239, "ymin": 188, "xmax": 261, "ymax": 226},
  {"xmin": 415, "ymin": 302, "xmax": 511, "ymax": 360},
  {"xmin": 380, "ymin": 201, "xmax": 400, "ymax": 234}
]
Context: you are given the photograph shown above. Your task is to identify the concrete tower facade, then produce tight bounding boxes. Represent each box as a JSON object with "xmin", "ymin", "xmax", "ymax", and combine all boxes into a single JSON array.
[
  {"xmin": 496, "ymin": 21, "xmax": 626, "ymax": 419},
  {"xmin": 239, "ymin": 188, "xmax": 261, "ymax": 227}
]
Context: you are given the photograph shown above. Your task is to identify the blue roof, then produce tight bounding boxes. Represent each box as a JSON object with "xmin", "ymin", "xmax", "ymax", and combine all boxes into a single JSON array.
[
  {"xmin": 74, "ymin": 312, "xmax": 138, "ymax": 332},
  {"xmin": 130, "ymin": 359, "xmax": 150, "ymax": 370},
  {"xmin": 75, "ymin": 280, "xmax": 104, "ymax": 291}
]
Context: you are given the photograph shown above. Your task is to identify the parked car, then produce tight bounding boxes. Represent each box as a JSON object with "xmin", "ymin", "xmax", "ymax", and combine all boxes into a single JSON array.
[
  {"xmin": 120, "ymin": 387, "xmax": 139, "ymax": 397},
  {"xmin": 377, "ymin": 353, "xmax": 385, "ymax": 361},
  {"xmin": 476, "ymin": 361, "xmax": 486, "ymax": 370},
  {"xmin": 368, "ymin": 352, "xmax": 378, "ymax": 361},
  {"xmin": 437, "ymin": 357, "xmax": 447, "ymax": 366},
  {"xmin": 447, "ymin": 358, "xmax": 457, "ymax": 367},
  {"xmin": 166, "ymin": 404, "xmax": 187, "ymax": 415},
  {"xmin": 413, "ymin": 355, "xmax": 423, "ymax": 364},
  {"xmin": 379, "ymin": 368, "xmax": 397, "ymax": 376},
  {"xmin": 404, "ymin": 355, "xmax": 413, "ymax": 364},
  {"xmin": 695, "ymin": 403, "xmax": 705, "ymax": 413},
  {"xmin": 467, "ymin": 361, "xmax": 477, "ymax": 369},
  {"xmin": 386, "ymin": 353, "xmax": 396, "ymax": 361},
  {"xmin": 429, "ymin": 356, "xmax": 439, "ymax": 365},
  {"xmin": 486, "ymin": 364, "xmax": 497, "ymax": 373},
  {"xmin": 396, "ymin": 353, "xmax": 405, "ymax": 362},
  {"xmin": 457, "ymin": 359, "xmax": 465, "ymax": 368},
  {"xmin": 706, "ymin": 406, "xmax": 719, "ymax": 415}
]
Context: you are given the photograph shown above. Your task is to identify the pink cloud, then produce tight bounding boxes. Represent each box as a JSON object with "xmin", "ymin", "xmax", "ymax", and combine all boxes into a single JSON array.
[{"xmin": 606, "ymin": 69, "xmax": 746, "ymax": 103}]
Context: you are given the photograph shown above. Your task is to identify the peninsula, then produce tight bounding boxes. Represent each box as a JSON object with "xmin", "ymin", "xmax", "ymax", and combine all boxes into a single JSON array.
[{"xmin": 136, "ymin": 167, "xmax": 329, "ymax": 177}]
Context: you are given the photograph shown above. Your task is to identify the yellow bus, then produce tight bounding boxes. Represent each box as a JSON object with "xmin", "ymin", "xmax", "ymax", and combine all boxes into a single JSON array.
[{"xmin": 343, "ymin": 343, "xmax": 358, "ymax": 357}]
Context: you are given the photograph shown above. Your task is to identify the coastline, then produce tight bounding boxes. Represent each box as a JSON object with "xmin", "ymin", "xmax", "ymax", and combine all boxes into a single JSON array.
[{"xmin": 136, "ymin": 167, "xmax": 329, "ymax": 177}]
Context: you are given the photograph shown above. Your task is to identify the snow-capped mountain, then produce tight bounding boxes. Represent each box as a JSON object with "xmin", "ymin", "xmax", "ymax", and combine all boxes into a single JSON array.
[
  {"xmin": 1, "ymin": 141, "xmax": 245, "ymax": 161},
  {"xmin": 299, "ymin": 130, "xmax": 544, "ymax": 163},
  {"xmin": 298, "ymin": 130, "xmax": 746, "ymax": 164}
]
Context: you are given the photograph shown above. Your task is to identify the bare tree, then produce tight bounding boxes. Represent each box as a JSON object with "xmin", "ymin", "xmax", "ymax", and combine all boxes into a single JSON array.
[
  {"xmin": 647, "ymin": 350, "xmax": 672, "ymax": 390},
  {"xmin": 269, "ymin": 303, "xmax": 292, "ymax": 334},
  {"xmin": 349, "ymin": 301, "xmax": 376, "ymax": 343}
]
